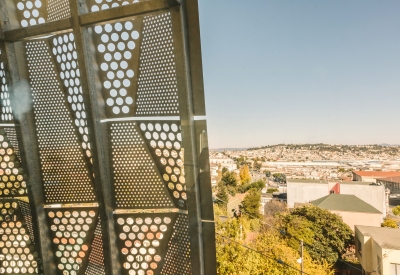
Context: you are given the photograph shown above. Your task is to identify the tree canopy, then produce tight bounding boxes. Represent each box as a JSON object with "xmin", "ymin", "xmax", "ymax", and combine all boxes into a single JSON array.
[
  {"xmin": 216, "ymin": 185, "xmax": 229, "ymax": 206},
  {"xmin": 240, "ymin": 188, "xmax": 261, "ymax": 219},
  {"xmin": 382, "ymin": 218, "xmax": 398, "ymax": 228},
  {"xmin": 221, "ymin": 171, "xmax": 238, "ymax": 187},
  {"xmin": 272, "ymin": 173, "xmax": 286, "ymax": 183},
  {"xmin": 393, "ymin": 205, "xmax": 400, "ymax": 216},
  {"xmin": 280, "ymin": 205, "xmax": 354, "ymax": 265},
  {"xmin": 215, "ymin": 205, "xmax": 333, "ymax": 275},
  {"xmin": 239, "ymin": 165, "xmax": 251, "ymax": 185}
]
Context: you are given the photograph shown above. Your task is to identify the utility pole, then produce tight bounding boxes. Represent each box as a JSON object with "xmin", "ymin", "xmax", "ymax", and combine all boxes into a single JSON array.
[{"xmin": 301, "ymin": 240, "xmax": 304, "ymax": 275}]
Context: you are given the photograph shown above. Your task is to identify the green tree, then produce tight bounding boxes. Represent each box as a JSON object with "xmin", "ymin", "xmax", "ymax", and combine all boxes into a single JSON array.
[
  {"xmin": 253, "ymin": 160, "xmax": 261, "ymax": 171},
  {"xmin": 267, "ymin": 188, "xmax": 278, "ymax": 193},
  {"xmin": 239, "ymin": 165, "xmax": 251, "ymax": 185},
  {"xmin": 240, "ymin": 188, "xmax": 261, "ymax": 219},
  {"xmin": 382, "ymin": 218, "xmax": 398, "ymax": 228},
  {"xmin": 216, "ymin": 216, "xmax": 333, "ymax": 275},
  {"xmin": 221, "ymin": 171, "xmax": 238, "ymax": 187},
  {"xmin": 264, "ymin": 200, "xmax": 287, "ymax": 217},
  {"xmin": 281, "ymin": 205, "xmax": 354, "ymax": 265},
  {"xmin": 216, "ymin": 186, "xmax": 228, "ymax": 206},
  {"xmin": 393, "ymin": 205, "xmax": 400, "ymax": 216},
  {"xmin": 250, "ymin": 180, "xmax": 265, "ymax": 190},
  {"xmin": 265, "ymin": 170, "xmax": 271, "ymax": 177},
  {"xmin": 272, "ymin": 173, "xmax": 286, "ymax": 183},
  {"xmin": 221, "ymin": 167, "xmax": 229, "ymax": 175}
]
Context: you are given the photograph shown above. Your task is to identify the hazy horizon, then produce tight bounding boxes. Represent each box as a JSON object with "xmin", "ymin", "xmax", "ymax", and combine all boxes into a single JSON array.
[
  {"xmin": 210, "ymin": 143, "xmax": 400, "ymax": 150},
  {"xmin": 199, "ymin": 1, "xmax": 400, "ymax": 148}
]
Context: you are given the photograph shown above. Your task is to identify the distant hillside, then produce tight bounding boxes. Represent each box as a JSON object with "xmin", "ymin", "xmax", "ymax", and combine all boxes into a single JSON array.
[
  {"xmin": 212, "ymin": 148, "xmax": 248, "ymax": 152},
  {"xmin": 247, "ymin": 143, "xmax": 400, "ymax": 152}
]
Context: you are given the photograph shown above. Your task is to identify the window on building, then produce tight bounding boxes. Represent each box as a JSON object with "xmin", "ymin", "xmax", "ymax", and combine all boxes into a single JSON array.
[
  {"xmin": 377, "ymin": 256, "xmax": 381, "ymax": 275},
  {"xmin": 391, "ymin": 263, "xmax": 400, "ymax": 275},
  {"xmin": 357, "ymin": 238, "xmax": 362, "ymax": 256}
]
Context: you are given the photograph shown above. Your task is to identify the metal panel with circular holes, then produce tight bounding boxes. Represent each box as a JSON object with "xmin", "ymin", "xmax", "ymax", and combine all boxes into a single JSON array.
[{"xmin": 0, "ymin": 0, "xmax": 216, "ymax": 274}]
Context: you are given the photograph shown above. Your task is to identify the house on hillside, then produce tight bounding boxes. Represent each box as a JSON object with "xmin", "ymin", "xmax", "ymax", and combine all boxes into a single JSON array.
[
  {"xmin": 376, "ymin": 176, "xmax": 400, "ymax": 196},
  {"xmin": 287, "ymin": 179, "xmax": 388, "ymax": 219},
  {"xmin": 355, "ymin": 226, "xmax": 400, "ymax": 275},
  {"xmin": 352, "ymin": 171, "xmax": 400, "ymax": 183},
  {"xmin": 311, "ymin": 194, "xmax": 382, "ymax": 230}
]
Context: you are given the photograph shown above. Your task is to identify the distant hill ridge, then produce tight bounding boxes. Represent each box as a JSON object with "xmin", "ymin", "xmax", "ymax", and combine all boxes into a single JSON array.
[{"xmin": 211, "ymin": 144, "xmax": 400, "ymax": 152}]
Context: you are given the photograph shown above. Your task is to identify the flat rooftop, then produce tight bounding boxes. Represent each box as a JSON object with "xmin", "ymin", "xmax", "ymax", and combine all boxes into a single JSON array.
[
  {"xmin": 357, "ymin": 225, "xmax": 400, "ymax": 250},
  {"xmin": 353, "ymin": 171, "xmax": 400, "ymax": 177},
  {"xmin": 287, "ymin": 179, "xmax": 379, "ymax": 186}
]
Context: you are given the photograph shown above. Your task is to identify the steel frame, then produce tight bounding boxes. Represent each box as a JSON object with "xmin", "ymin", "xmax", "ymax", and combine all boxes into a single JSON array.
[{"xmin": 0, "ymin": 0, "xmax": 216, "ymax": 274}]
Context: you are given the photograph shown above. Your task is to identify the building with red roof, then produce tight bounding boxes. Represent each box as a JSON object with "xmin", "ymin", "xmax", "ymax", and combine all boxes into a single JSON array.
[{"xmin": 352, "ymin": 171, "xmax": 400, "ymax": 183}]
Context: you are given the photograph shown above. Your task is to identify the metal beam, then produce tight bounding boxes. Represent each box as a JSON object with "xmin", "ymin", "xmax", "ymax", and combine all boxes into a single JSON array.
[
  {"xmin": 2, "ymin": 0, "xmax": 180, "ymax": 43},
  {"xmin": 170, "ymin": 5, "xmax": 205, "ymax": 275},
  {"xmin": 2, "ymin": 18, "xmax": 72, "ymax": 42},
  {"xmin": 1, "ymin": 34, "xmax": 58, "ymax": 275},
  {"xmin": 79, "ymin": 0, "xmax": 180, "ymax": 26},
  {"xmin": 68, "ymin": 0, "xmax": 117, "ymax": 273}
]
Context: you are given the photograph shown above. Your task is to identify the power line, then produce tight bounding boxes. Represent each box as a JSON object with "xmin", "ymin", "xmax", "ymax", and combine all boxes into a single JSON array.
[
  {"xmin": 214, "ymin": 197, "xmax": 363, "ymax": 272},
  {"xmin": 371, "ymin": 250, "xmax": 393, "ymax": 274},
  {"xmin": 216, "ymin": 232, "xmax": 313, "ymax": 275}
]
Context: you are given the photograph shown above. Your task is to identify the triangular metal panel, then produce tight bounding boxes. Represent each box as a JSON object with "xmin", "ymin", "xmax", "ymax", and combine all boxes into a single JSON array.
[
  {"xmin": 138, "ymin": 121, "xmax": 187, "ymax": 209},
  {"xmin": 84, "ymin": 216, "xmax": 106, "ymax": 275},
  {"xmin": 49, "ymin": 32, "xmax": 94, "ymax": 175},
  {"xmin": 26, "ymin": 40, "xmax": 96, "ymax": 204},
  {"xmin": 0, "ymin": 199, "xmax": 42, "ymax": 274},
  {"xmin": 91, "ymin": 19, "xmax": 142, "ymax": 118},
  {"xmin": 161, "ymin": 213, "xmax": 192, "ymax": 275},
  {"xmin": 135, "ymin": 12, "xmax": 180, "ymax": 117},
  {"xmin": 110, "ymin": 122, "xmax": 174, "ymax": 209},
  {"xmin": 114, "ymin": 213, "xmax": 177, "ymax": 275},
  {"xmin": 0, "ymin": 128, "xmax": 28, "ymax": 198},
  {"xmin": 46, "ymin": 208, "xmax": 99, "ymax": 275}
]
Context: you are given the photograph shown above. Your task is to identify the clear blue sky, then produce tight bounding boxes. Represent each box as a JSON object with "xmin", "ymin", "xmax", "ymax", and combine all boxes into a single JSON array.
[{"xmin": 198, "ymin": 0, "xmax": 400, "ymax": 148}]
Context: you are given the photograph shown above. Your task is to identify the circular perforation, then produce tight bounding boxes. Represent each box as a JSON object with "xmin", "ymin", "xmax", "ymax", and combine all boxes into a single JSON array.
[
  {"xmin": 16, "ymin": 0, "xmax": 45, "ymax": 27},
  {"xmin": 89, "ymin": 0, "xmax": 140, "ymax": 12},
  {"xmin": 47, "ymin": 0, "xmax": 70, "ymax": 22},
  {"xmin": 110, "ymin": 123, "xmax": 174, "ymax": 208},
  {"xmin": 161, "ymin": 214, "xmax": 192, "ymax": 275},
  {"xmin": 115, "ymin": 214, "xmax": 173, "ymax": 275},
  {"xmin": 93, "ymin": 21, "xmax": 139, "ymax": 115},
  {"xmin": 26, "ymin": 41, "xmax": 96, "ymax": 203},
  {"xmin": 0, "ymin": 50, "xmax": 13, "ymax": 122},
  {"xmin": 85, "ymin": 217, "xmax": 105, "ymax": 275},
  {"xmin": 139, "ymin": 122, "xmax": 186, "ymax": 208},
  {"xmin": 51, "ymin": 33, "xmax": 93, "ymax": 162},
  {"xmin": 0, "ymin": 201, "xmax": 41, "ymax": 275},
  {"xmin": 136, "ymin": 12, "xmax": 179, "ymax": 116},
  {"xmin": 0, "ymin": 130, "xmax": 27, "ymax": 198},
  {"xmin": 48, "ymin": 209, "xmax": 97, "ymax": 275}
]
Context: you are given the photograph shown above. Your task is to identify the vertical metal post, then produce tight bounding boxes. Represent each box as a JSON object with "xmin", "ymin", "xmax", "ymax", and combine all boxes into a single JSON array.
[
  {"xmin": 172, "ymin": 0, "xmax": 217, "ymax": 274},
  {"xmin": 68, "ymin": 0, "xmax": 118, "ymax": 273},
  {"xmin": 0, "ymin": 2, "xmax": 56, "ymax": 274}
]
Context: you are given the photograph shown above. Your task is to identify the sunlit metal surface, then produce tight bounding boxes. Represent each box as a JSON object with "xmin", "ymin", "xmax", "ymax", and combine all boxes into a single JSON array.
[{"xmin": 0, "ymin": 0, "xmax": 215, "ymax": 274}]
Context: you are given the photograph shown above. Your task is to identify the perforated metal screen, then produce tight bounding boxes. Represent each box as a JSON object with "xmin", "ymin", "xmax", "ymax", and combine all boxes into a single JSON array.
[{"xmin": 0, "ymin": 0, "xmax": 216, "ymax": 274}]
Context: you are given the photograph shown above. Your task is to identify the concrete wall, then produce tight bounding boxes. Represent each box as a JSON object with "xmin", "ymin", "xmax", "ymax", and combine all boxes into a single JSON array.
[
  {"xmin": 340, "ymin": 184, "xmax": 386, "ymax": 220},
  {"xmin": 356, "ymin": 227, "xmax": 373, "ymax": 273},
  {"xmin": 333, "ymin": 211, "xmax": 381, "ymax": 231},
  {"xmin": 287, "ymin": 182, "xmax": 328, "ymax": 208},
  {"xmin": 382, "ymin": 248, "xmax": 400, "ymax": 275},
  {"xmin": 355, "ymin": 227, "xmax": 400, "ymax": 275}
]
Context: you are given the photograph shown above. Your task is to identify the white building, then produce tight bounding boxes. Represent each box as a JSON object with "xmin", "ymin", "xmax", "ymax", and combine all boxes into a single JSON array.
[
  {"xmin": 287, "ymin": 179, "xmax": 387, "ymax": 220},
  {"xmin": 356, "ymin": 226, "xmax": 400, "ymax": 275}
]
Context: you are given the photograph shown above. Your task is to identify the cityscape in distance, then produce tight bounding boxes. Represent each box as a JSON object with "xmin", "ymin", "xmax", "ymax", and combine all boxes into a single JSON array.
[{"xmin": 211, "ymin": 143, "xmax": 400, "ymax": 275}]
